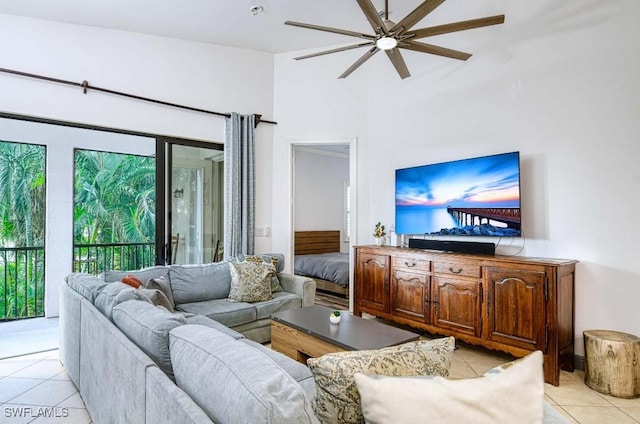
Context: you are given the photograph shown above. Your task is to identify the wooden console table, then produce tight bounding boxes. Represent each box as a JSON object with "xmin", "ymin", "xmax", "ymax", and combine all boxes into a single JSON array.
[{"xmin": 353, "ymin": 245, "xmax": 577, "ymax": 386}]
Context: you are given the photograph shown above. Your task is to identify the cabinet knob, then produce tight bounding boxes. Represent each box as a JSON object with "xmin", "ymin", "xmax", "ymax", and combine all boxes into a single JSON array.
[
  {"xmin": 405, "ymin": 261, "xmax": 416, "ymax": 267},
  {"xmin": 449, "ymin": 267, "xmax": 463, "ymax": 274}
]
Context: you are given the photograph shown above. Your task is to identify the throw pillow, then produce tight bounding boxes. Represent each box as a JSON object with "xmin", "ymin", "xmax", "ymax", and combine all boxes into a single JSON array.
[
  {"xmin": 227, "ymin": 261, "xmax": 275, "ymax": 303},
  {"xmin": 139, "ymin": 288, "xmax": 174, "ymax": 312},
  {"xmin": 236, "ymin": 254, "xmax": 282, "ymax": 292},
  {"xmin": 145, "ymin": 276, "xmax": 175, "ymax": 310},
  {"xmin": 121, "ymin": 274, "xmax": 143, "ymax": 289},
  {"xmin": 354, "ymin": 350, "xmax": 545, "ymax": 424},
  {"xmin": 307, "ymin": 337, "xmax": 455, "ymax": 424}
]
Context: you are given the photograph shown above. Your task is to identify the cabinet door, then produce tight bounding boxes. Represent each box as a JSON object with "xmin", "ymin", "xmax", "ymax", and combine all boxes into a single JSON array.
[
  {"xmin": 357, "ymin": 252, "xmax": 390, "ymax": 314},
  {"xmin": 391, "ymin": 269, "xmax": 429, "ymax": 323},
  {"xmin": 432, "ymin": 277, "xmax": 482, "ymax": 337},
  {"xmin": 484, "ymin": 267, "xmax": 546, "ymax": 352}
]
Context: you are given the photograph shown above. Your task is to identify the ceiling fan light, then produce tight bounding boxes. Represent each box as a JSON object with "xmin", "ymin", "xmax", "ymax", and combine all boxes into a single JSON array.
[{"xmin": 376, "ymin": 36, "xmax": 397, "ymax": 50}]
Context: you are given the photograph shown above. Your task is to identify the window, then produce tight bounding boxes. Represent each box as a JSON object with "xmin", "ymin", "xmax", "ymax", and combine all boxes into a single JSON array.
[{"xmin": 0, "ymin": 140, "xmax": 46, "ymax": 319}]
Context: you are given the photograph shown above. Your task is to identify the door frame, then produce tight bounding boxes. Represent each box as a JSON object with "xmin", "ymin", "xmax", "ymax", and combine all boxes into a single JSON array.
[
  {"xmin": 288, "ymin": 137, "xmax": 358, "ymax": 311},
  {"xmin": 155, "ymin": 137, "xmax": 224, "ymax": 265}
]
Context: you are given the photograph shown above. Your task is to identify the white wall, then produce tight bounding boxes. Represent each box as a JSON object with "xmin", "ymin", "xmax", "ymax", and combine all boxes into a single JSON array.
[
  {"xmin": 0, "ymin": 14, "xmax": 276, "ymax": 315},
  {"xmin": 294, "ymin": 148, "xmax": 349, "ymax": 252},
  {"xmin": 274, "ymin": 0, "xmax": 640, "ymax": 356}
]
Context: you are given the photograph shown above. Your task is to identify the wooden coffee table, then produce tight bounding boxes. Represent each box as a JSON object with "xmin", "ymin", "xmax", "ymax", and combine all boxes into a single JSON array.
[{"xmin": 271, "ymin": 305, "xmax": 419, "ymax": 364}]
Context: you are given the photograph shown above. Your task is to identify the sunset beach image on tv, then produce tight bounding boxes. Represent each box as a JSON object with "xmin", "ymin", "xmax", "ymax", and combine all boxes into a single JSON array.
[{"xmin": 395, "ymin": 152, "xmax": 521, "ymax": 237}]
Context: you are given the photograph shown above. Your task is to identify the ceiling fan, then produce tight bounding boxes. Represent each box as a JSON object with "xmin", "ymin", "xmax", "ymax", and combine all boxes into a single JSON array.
[{"xmin": 285, "ymin": 0, "xmax": 504, "ymax": 79}]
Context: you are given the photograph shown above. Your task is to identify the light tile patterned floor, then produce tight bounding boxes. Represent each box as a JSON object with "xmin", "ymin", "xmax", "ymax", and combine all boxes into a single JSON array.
[
  {"xmin": 0, "ymin": 350, "xmax": 91, "ymax": 424},
  {"xmin": 1, "ymin": 340, "xmax": 639, "ymax": 423}
]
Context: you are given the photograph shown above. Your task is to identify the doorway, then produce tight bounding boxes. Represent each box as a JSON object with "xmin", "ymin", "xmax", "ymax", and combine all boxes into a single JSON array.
[
  {"xmin": 158, "ymin": 140, "xmax": 224, "ymax": 265},
  {"xmin": 290, "ymin": 138, "xmax": 357, "ymax": 311}
]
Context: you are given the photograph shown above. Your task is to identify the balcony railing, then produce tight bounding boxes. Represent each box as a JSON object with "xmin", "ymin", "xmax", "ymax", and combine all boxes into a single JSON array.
[
  {"xmin": 1, "ymin": 247, "xmax": 45, "ymax": 321},
  {"xmin": 0, "ymin": 243, "xmax": 156, "ymax": 321},
  {"xmin": 73, "ymin": 242, "xmax": 156, "ymax": 275}
]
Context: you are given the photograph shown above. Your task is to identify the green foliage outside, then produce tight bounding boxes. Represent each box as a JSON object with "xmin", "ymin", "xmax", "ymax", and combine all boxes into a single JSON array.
[
  {"xmin": 0, "ymin": 143, "xmax": 157, "ymax": 320},
  {"xmin": 73, "ymin": 150, "xmax": 156, "ymax": 274},
  {"xmin": 0, "ymin": 141, "xmax": 46, "ymax": 319}
]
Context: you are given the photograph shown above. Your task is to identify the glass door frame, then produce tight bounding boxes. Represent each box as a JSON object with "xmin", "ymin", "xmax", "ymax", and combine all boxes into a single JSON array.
[{"xmin": 156, "ymin": 137, "xmax": 223, "ymax": 265}]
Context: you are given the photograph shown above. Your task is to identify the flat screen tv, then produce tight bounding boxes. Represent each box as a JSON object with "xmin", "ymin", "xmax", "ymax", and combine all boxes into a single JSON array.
[{"xmin": 395, "ymin": 151, "xmax": 521, "ymax": 237}]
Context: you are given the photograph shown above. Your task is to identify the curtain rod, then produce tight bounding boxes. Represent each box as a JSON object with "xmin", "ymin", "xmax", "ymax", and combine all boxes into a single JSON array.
[{"xmin": 0, "ymin": 67, "xmax": 277, "ymax": 127}]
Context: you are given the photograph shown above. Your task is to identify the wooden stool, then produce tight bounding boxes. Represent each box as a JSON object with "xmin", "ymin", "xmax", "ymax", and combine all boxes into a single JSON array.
[{"xmin": 583, "ymin": 330, "xmax": 640, "ymax": 398}]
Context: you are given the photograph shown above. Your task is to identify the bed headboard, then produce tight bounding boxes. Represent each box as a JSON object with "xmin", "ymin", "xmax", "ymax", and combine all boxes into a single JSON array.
[{"xmin": 294, "ymin": 231, "xmax": 340, "ymax": 255}]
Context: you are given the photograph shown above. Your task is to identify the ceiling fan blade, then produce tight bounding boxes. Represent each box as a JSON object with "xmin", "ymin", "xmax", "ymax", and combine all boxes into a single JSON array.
[
  {"xmin": 293, "ymin": 42, "xmax": 375, "ymax": 60},
  {"xmin": 400, "ymin": 41, "xmax": 471, "ymax": 60},
  {"xmin": 410, "ymin": 15, "xmax": 505, "ymax": 39},
  {"xmin": 285, "ymin": 21, "xmax": 375, "ymax": 40},
  {"xmin": 339, "ymin": 46, "xmax": 379, "ymax": 79},
  {"xmin": 391, "ymin": 0, "xmax": 446, "ymax": 34},
  {"xmin": 356, "ymin": 0, "xmax": 388, "ymax": 35},
  {"xmin": 385, "ymin": 48, "xmax": 411, "ymax": 79}
]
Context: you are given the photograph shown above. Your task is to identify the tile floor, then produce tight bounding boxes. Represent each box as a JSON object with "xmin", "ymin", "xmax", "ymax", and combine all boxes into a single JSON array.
[{"xmin": 1, "ymin": 336, "xmax": 639, "ymax": 423}]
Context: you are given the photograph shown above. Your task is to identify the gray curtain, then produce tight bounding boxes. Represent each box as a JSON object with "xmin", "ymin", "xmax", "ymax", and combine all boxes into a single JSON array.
[{"xmin": 223, "ymin": 113, "xmax": 255, "ymax": 258}]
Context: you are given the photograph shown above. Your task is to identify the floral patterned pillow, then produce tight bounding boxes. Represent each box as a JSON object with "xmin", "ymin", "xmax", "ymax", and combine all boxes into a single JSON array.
[
  {"xmin": 227, "ymin": 261, "xmax": 275, "ymax": 302},
  {"xmin": 307, "ymin": 337, "xmax": 455, "ymax": 424},
  {"xmin": 237, "ymin": 254, "xmax": 282, "ymax": 292}
]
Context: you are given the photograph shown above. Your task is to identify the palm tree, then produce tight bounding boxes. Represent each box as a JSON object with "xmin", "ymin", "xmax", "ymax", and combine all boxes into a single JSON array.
[
  {"xmin": 0, "ymin": 141, "xmax": 45, "ymax": 247},
  {"xmin": 74, "ymin": 150, "xmax": 156, "ymax": 244},
  {"xmin": 0, "ymin": 140, "xmax": 46, "ymax": 319}
]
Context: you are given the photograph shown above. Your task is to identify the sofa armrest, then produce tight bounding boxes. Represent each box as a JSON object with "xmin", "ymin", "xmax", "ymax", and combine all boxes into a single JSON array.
[{"xmin": 278, "ymin": 273, "xmax": 316, "ymax": 307}]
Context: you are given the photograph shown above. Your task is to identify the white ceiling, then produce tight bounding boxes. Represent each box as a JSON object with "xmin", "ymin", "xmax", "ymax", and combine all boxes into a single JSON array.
[{"xmin": 0, "ymin": 0, "xmax": 505, "ymax": 54}]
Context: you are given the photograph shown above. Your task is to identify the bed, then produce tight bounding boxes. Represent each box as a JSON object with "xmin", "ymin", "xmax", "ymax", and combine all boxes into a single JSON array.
[{"xmin": 294, "ymin": 230, "xmax": 349, "ymax": 297}]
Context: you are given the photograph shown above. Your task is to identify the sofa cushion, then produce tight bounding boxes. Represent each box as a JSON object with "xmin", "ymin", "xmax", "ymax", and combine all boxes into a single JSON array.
[
  {"xmin": 307, "ymin": 337, "xmax": 455, "ymax": 424},
  {"xmin": 354, "ymin": 350, "xmax": 545, "ymax": 424},
  {"xmin": 169, "ymin": 262, "xmax": 231, "ymax": 304},
  {"xmin": 254, "ymin": 291, "xmax": 302, "ymax": 320},
  {"xmin": 94, "ymin": 282, "xmax": 141, "ymax": 320},
  {"xmin": 145, "ymin": 276, "xmax": 175, "ymax": 310},
  {"xmin": 169, "ymin": 325, "xmax": 319, "ymax": 424},
  {"xmin": 227, "ymin": 261, "xmax": 274, "ymax": 303},
  {"xmin": 185, "ymin": 314, "xmax": 245, "ymax": 340},
  {"xmin": 113, "ymin": 300, "xmax": 187, "ymax": 381},
  {"xmin": 176, "ymin": 298, "xmax": 257, "ymax": 327},
  {"xmin": 101, "ymin": 265, "xmax": 169, "ymax": 284},
  {"xmin": 240, "ymin": 338, "xmax": 313, "ymax": 384},
  {"xmin": 65, "ymin": 273, "xmax": 108, "ymax": 303}
]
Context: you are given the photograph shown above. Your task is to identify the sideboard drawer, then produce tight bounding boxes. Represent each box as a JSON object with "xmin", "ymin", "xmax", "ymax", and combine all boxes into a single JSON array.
[
  {"xmin": 433, "ymin": 261, "xmax": 480, "ymax": 278},
  {"xmin": 392, "ymin": 256, "xmax": 430, "ymax": 272}
]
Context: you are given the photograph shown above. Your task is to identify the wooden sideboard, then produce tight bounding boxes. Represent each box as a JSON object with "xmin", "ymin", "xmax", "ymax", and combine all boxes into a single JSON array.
[{"xmin": 353, "ymin": 245, "xmax": 577, "ymax": 386}]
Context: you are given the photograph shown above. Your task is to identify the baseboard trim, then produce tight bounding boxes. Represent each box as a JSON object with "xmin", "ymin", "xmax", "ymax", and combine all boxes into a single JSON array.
[{"xmin": 574, "ymin": 354, "xmax": 585, "ymax": 371}]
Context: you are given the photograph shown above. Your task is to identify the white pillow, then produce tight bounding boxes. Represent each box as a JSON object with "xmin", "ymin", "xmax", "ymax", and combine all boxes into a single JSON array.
[{"xmin": 354, "ymin": 350, "xmax": 545, "ymax": 424}]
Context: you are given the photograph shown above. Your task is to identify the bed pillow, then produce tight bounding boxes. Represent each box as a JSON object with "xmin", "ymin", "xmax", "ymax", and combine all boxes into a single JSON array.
[
  {"xmin": 354, "ymin": 350, "xmax": 544, "ymax": 424},
  {"xmin": 307, "ymin": 337, "xmax": 455, "ymax": 424},
  {"xmin": 227, "ymin": 261, "xmax": 275, "ymax": 302}
]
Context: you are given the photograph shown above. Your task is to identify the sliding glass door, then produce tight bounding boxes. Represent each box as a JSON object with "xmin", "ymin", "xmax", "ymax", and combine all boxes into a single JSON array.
[{"xmin": 158, "ymin": 139, "xmax": 223, "ymax": 265}]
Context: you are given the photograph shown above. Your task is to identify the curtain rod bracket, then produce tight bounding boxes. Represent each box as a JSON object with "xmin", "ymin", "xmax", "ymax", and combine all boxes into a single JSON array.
[
  {"xmin": 82, "ymin": 80, "xmax": 89, "ymax": 94},
  {"xmin": 254, "ymin": 114, "xmax": 262, "ymax": 128}
]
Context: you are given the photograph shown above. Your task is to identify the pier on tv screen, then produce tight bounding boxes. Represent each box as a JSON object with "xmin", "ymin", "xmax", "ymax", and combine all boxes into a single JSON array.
[{"xmin": 395, "ymin": 151, "xmax": 521, "ymax": 237}]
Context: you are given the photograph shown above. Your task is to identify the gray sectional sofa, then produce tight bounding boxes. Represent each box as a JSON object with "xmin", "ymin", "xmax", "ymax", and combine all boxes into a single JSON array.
[
  {"xmin": 60, "ymin": 257, "xmax": 569, "ymax": 424},
  {"xmin": 60, "ymin": 258, "xmax": 320, "ymax": 423}
]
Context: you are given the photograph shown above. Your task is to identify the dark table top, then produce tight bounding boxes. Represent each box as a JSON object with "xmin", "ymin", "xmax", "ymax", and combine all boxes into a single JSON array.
[{"xmin": 272, "ymin": 305, "xmax": 419, "ymax": 351}]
